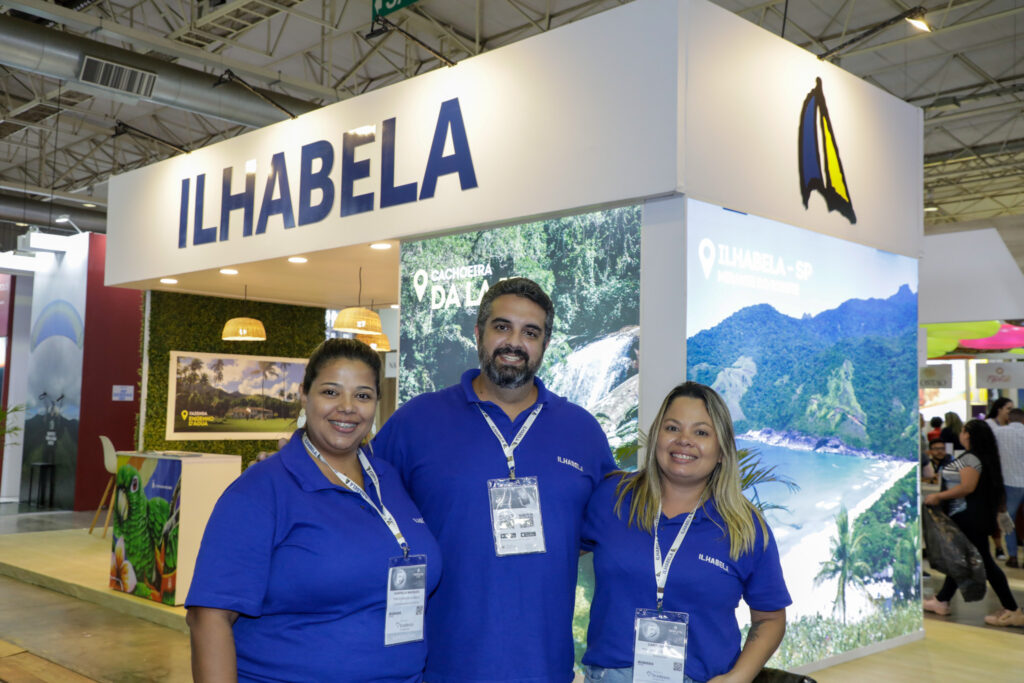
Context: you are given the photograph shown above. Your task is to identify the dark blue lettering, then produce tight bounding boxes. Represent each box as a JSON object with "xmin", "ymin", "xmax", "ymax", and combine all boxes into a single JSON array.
[
  {"xmin": 256, "ymin": 152, "xmax": 296, "ymax": 234},
  {"xmin": 420, "ymin": 98, "xmax": 477, "ymax": 200},
  {"xmin": 178, "ymin": 178, "xmax": 189, "ymax": 248},
  {"xmin": 219, "ymin": 166, "xmax": 255, "ymax": 240},
  {"xmin": 192, "ymin": 174, "xmax": 217, "ymax": 245},
  {"xmin": 341, "ymin": 130, "xmax": 375, "ymax": 217},
  {"xmin": 380, "ymin": 118, "xmax": 417, "ymax": 208},
  {"xmin": 298, "ymin": 140, "xmax": 334, "ymax": 226}
]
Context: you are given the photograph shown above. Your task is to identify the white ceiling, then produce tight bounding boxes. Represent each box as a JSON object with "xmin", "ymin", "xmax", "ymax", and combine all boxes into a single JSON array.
[{"xmin": 1, "ymin": 0, "xmax": 1023, "ymax": 306}]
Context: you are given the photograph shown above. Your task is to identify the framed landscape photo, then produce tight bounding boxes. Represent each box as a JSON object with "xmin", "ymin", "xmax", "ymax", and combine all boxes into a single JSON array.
[{"xmin": 165, "ymin": 351, "xmax": 307, "ymax": 441}]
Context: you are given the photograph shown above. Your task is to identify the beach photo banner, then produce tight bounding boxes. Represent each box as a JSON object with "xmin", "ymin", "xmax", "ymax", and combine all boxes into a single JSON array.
[
  {"xmin": 165, "ymin": 351, "xmax": 306, "ymax": 441},
  {"xmin": 685, "ymin": 198, "xmax": 920, "ymax": 667}
]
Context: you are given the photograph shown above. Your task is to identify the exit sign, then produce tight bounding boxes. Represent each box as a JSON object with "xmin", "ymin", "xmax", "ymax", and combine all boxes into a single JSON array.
[{"xmin": 373, "ymin": 0, "xmax": 418, "ymax": 21}]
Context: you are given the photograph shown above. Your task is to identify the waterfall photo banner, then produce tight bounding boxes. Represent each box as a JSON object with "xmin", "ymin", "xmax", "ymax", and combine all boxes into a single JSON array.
[{"xmin": 398, "ymin": 204, "xmax": 643, "ymax": 670}]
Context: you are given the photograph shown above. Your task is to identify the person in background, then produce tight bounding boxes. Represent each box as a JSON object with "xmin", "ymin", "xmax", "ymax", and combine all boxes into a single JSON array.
[
  {"xmin": 581, "ymin": 382, "xmax": 790, "ymax": 683},
  {"xmin": 923, "ymin": 419, "xmax": 1023, "ymax": 627},
  {"xmin": 986, "ymin": 398, "xmax": 1014, "ymax": 430},
  {"xmin": 186, "ymin": 339, "xmax": 441, "ymax": 682},
  {"xmin": 994, "ymin": 408, "xmax": 1024, "ymax": 569},
  {"xmin": 374, "ymin": 277, "xmax": 615, "ymax": 683},
  {"xmin": 921, "ymin": 444, "xmax": 936, "ymax": 484},
  {"xmin": 927, "ymin": 416, "xmax": 943, "ymax": 443},
  {"xmin": 939, "ymin": 412, "xmax": 964, "ymax": 455},
  {"xmin": 985, "ymin": 399, "xmax": 1015, "ymax": 559},
  {"xmin": 926, "ymin": 439, "xmax": 949, "ymax": 483}
]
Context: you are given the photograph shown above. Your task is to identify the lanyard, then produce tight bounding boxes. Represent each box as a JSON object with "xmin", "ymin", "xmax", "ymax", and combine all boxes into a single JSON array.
[
  {"xmin": 652, "ymin": 505, "xmax": 696, "ymax": 611},
  {"xmin": 302, "ymin": 433, "xmax": 410, "ymax": 557},
  {"xmin": 477, "ymin": 404, "xmax": 543, "ymax": 480}
]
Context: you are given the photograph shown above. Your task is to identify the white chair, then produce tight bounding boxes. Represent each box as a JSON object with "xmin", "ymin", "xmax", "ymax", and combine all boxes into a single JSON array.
[{"xmin": 88, "ymin": 435, "xmax": 118, "ymax": 537}]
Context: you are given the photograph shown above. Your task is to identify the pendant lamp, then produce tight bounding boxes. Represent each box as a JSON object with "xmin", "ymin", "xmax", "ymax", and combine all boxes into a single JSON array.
[
  {"xmin": 222, "ymin": 285, "xmax": 267, "ymax": 341},
  {"xmin": 356, "ymin": 332, "xmax": 391, "ymax": 351},
  {"xmin": 333, "ymin": 268, "xmax": 382, "ymax": 336}
]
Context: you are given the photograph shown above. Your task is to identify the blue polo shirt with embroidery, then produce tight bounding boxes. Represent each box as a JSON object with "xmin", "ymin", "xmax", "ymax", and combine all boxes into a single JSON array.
[
  {"xmin": 374, "ymin": 369, "xmax": 615, "ymax": 683},
  {"xmin": 581, "ymin": 474, "xmax": 791, "ymax": 682},
  {"xmin": 186, "ymin": 430, "xmax": 442, "ymax": 682}
]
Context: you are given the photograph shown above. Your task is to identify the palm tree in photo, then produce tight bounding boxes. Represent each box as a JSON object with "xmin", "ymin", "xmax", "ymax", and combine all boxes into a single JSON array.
[
  {"xmin": 814, "ymin": 504, "xmax": 870, "ymax": 624},
  {"xmin": 251, "ymin": 361, "xmax": 280, "ymax": 419},
  {"xmin": 208, "ymin": 358, "xmax": 226, "ymax": 385}
]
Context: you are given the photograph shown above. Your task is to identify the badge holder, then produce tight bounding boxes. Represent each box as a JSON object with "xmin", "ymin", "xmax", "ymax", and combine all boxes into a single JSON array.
[
  {"xmin": 487, "ymin": 477, "xmax": 545, "ymax": 556},
  {"xmin": 632, "ymin": 608, "xmax": 687, "ymax": 682},
  {"xmin": 384, "ymin": 555, "xmax": 428, "ymax": 646}
]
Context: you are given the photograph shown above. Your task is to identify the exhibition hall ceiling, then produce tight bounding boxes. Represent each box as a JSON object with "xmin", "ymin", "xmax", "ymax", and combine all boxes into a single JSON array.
[{"xmin": 0, "ymin": 0, "xmax": 1022, "ymax": 300}]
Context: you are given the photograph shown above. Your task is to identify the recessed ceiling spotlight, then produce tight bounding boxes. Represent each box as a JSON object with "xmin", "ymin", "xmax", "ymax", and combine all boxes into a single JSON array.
[
  {"xmin": 370, "ymin": 242, "xmax": 392, "ymax": 250},
  {"xmin": 390, "ymin": 304, "xmax": 400, "ymax": 309},
  {"xmin": 82, "ymin": 202, "xmax": 96, "ymax": 208},
  {"xmin": 15, "ymin": 222, "xmax": 28, "ymax": 227},
  {"xmin": 160, "ymin": 278, "xmax": 178, "ymax": 285},
  {"xmin": 288, "ymin": 256, "xmax": 308, "ymax": 263},
  {"xmin": 923, "ymin": 206, "xmax": 939, "ymax": 212},
  {"xmin": 220, "ymin": 268, "xmax": 239, "ymax": 275}
]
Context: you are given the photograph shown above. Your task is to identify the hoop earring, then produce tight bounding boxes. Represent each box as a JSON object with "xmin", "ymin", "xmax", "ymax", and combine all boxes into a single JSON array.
[{"xmin": 296, "ymin": 408, "xmax": 307, "ymax": 429}]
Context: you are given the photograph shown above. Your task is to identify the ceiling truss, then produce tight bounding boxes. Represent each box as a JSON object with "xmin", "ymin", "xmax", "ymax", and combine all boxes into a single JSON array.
[{"xmin": 0, "ymin": 0, "xmax": 1017, "ymax": 235}]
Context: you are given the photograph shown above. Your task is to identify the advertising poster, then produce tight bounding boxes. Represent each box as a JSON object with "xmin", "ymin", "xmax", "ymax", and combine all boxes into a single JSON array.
[
  {"xmin": 399, "ymin": 205, "xmax": 642, "ymax": 665},
  {"xmin": 165, "ymin": 351, "xmax": 306, "ymax": 441},
  {"xmin": 109, "ymin": 455, "xmax": 182, "ymax": 605},
  {"xmin": 685, "ymin": 198, "xmax": 920, "ymax": 667},
  {"xmin": 21, "ymin": 234, "xmax": 89, "ymax": 508}
]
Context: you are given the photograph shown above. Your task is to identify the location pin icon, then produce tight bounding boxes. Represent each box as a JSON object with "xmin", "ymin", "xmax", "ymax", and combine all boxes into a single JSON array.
[
  {"xmin": 698, "ymin": 238, "xmax": 715, "ymax": 279},
  {"xmin": 413, "ymin": 270, "xmax": 428, "ymax": 301}
]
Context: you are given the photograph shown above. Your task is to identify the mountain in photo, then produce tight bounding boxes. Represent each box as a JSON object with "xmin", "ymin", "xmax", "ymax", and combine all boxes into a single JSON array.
[{"xmin": 688, "ymin": 285, "xmax": 918, "ymax": 459}]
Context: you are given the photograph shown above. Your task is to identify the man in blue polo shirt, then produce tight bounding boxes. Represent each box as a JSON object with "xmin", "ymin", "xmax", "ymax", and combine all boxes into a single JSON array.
[{"xmin": 375, "ymin": 277, "xmax": 615, "ymax": 683}]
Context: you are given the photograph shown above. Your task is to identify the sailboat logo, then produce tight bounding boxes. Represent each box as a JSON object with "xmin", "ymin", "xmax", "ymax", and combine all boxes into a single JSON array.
[{"xmin": 798, "ymin": 77, "xmax": 856, "ymax": 224}]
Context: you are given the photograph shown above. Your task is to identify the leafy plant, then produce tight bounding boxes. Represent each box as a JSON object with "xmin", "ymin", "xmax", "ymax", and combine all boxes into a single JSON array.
[
  {"xmin": 814, "ymin": 504, "xmax": 871, "ymax": 624},
  {"xmin": 0, "ymin": 403, "xmax": 24, "ymax": 446},
  {"xmin": 738, "ymin": 447, "xmax": 799, "ymax": 512}
]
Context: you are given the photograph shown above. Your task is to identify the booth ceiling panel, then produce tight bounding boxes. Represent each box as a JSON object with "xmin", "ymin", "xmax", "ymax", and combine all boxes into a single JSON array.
[{"xmin": 0, "ymin": 0, "xmax": 1023, "ymax": 301}]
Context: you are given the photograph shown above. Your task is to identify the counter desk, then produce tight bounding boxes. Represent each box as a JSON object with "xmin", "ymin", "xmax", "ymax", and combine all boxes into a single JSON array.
[{"xmin": 109, "ymin": 450, "xmax": 241, "ymax": 606}]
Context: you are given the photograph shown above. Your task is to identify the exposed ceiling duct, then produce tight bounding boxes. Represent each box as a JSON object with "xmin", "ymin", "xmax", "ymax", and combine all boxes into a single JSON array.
[
  {"xmin": 0, "ymin": 14, "xmax": 319, "ymax": 129},
  {"xmin": 0, "ymin": 193, "xmax": 106, "ymax": 232}
]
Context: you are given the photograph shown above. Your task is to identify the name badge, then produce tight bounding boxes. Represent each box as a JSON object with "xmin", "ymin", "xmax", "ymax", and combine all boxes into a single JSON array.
[
  {"xmin": 633, "ymin": 608, "xmax": 687, "ymax": 682},
  {"xmin": 384, "ymin": 555, "xmax": 427, "ymax": 645},
  {"xmin": 487, "ymin": 477, "xmax": 546, "ymax": 556}
]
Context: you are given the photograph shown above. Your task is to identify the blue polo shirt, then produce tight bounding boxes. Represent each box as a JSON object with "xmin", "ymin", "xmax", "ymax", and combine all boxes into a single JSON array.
[
  {"xmin": 186, "ymin": 430, "xmax": 441, "ymax": 683},
  {"xmin": 581, "ymin": 474, "xmax": 790, "ymax": 682},
  {"xmin": 374, "ymin": 369, "xmax": 615, "ymax": 683}
]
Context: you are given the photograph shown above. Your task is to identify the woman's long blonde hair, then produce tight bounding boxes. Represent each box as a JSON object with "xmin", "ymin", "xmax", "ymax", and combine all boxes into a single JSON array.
[{"xmin": 612, "ymin": 382, "xmax": 767, "ymax": 560}]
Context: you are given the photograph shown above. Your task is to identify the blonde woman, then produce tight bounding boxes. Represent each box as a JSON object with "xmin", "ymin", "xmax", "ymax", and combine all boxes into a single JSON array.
[{"xmin": 581, "ymin": 382, "xmax": 789, "ymax": 683}]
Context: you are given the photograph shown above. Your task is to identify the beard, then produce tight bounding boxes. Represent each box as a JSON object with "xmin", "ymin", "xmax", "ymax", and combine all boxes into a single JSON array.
[{"xmin": 479, "ymin": 345, "xmax": 542, "ymax": 389}]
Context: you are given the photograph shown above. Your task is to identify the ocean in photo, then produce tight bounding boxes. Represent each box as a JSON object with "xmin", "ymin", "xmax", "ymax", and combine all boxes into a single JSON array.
[{"xmin": 738, "ymin": 437, "xmax": 916, "ymax": 620}]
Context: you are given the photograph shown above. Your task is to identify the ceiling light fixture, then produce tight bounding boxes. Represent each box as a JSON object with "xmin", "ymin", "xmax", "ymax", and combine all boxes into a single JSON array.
[
  {"xmin": 819, "ymin": 6, "xmax": 930, "ymax": 61},
  {"xmin": 370, "ymin": 242, "xmax": 392, "ymax": 250},
  {"xmin": 54, "ymin": 214, "xmax": 83, "ymax": 233},
  {"xmin": 220, "ymin": 268, "xmax": 239, "ymax": 275},
  {"xmin": 288, "ymin": 256, "xmax": 308, "ymax": 263},
  {"xmin": 357, "ymin": 332, "xmax": 391, "ymax": 352},
  {"xmin": 159, "ymin": 277, "xmax": 178, "ymax": 284},
  {"xmin": 924, "ymin": 206, "xmax": 939, "ymax": 212},
  {"xmin": 222, "ymin": 284, "xmax": 267, "ymax": 341},
  {"xmin": 333, "ymin": 268, "xmax": 383, "ymax": 336}
]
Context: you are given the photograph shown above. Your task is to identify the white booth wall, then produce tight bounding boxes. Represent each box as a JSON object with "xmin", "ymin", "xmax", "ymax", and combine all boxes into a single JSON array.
[{"xmin": 106, "ymin": 0, "xmax": 924, "ymax": 671}]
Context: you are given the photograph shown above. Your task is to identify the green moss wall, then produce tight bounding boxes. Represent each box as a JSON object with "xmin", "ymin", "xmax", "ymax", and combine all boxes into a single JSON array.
[{"xmin": 144, "ymin": 291, "xmax": 325, "ymax": 467}]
